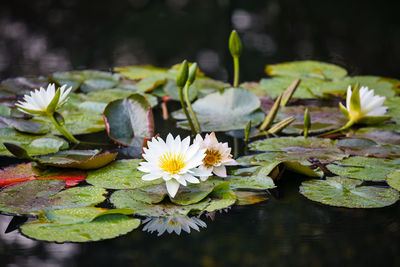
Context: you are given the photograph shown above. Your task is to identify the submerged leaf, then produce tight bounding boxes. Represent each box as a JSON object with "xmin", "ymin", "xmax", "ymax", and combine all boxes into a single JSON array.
[{"xmin": 300, "ymin": 176, "xmax": 399, "ymax": 208}]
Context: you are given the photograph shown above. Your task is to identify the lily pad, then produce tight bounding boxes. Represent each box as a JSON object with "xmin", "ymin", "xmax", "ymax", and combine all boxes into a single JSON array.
[
  {"xmin": 37, "ymin": 150, "xmax": 117, "ymax": 169},
  {"xmin": 300, "ymin": 176, "xmax": 399, "ymax": 208},
  {"xmin": 265, "ymin": 61, "xmax": 348, "ymax": 79},
  {"xmin": 387, "ymin": 170, "xmax": 400, "ymax": 191},
  {"xmin": 0, "ymin": 116, "xmax": 49, "ymax": 134},
  {"xmin": 0, "ymin": 128, "xmax": 68, "ymax": 156},
  {"xmin": 0, "ymin": 76, "xmax": 49, "ymax": 95},
  {"xmin": 103, "ymin": 94, "xmax": 154, "ymax": 146},
  {"xmin": 227, "ymin": 164, "xmax": 276, "ymax": 190},
  {"xmin": 50, "ymin": 70, "xmax": 120, "ymax": 92},
  {"xmin": 110, "ymin": 196, "xmax": 210, "ymax": 217},
  {"xmin": 86, "ymin": 159, "xmax": 161, "ymax": 189},
  {"xmin": 84, "ymin": 89, "xmax": 158, "ymax": 107},
  {"xmin": 0, "ymin": 180, "xmax": 106, "ymax": 216},
  {"xmin": 21, "ymin": 213, "xmax": 140, "ymax": 243},
  {"xmin": 327, "ymin": 157, "xmax": 400, "ymax": 181},
  {"xmin": 350, "ymin": 130, "xmax": 400, "ymax": 146},
  {"xmin": 0, "ymin": 163, "xmax": 87, "ymax": 187},
  {"xmin": 337, "ymin": 138, "xmax": 400, "ymax": 159},
  {"xmin": 249, "ymin": 137, "xmax": 346, "ymax": 164},
  {"xmin": 234, "ymin": 191, "xmax": 269, "ymax": 206},
  {"xmin": 173, "ymin": 87, "xmax": 264, "ymax": 132},
  {"xmin": 114, "ymin": 65, "xmax": 169, "ymax": 80}
]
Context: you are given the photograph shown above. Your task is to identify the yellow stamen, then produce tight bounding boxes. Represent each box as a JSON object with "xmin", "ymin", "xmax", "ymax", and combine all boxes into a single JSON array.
[
  {"xmin": 158, "ymin": 152, "xmax": 186, "ymax": 174},
  {"xmin": 203, "ymin": 149, "xmax": 222, "ymax": 168}
]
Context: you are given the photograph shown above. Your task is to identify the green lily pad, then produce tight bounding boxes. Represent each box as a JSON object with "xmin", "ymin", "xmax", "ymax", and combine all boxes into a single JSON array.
[
  {"xmin": 327, "ymin": 157, "xmax": 400, "ymax": 181},
  {"xmin": 300, "ymin": 176, "xmax": 399, "ymax": 208},
  {"xmin": 265, "ymin": 61, "xmax": 348, "ymax": 79},
  {"xmin": 163, "ymin": 79, "xmax": 197, "ymax": 101},
  {"xmin": 103, "ymin": 94, "xmax": 154, "ymax": 146},
  {"xmin": 21, "ymin": 213, "xmax": 140, "ymax": 243},
  {"xmin": 84, "ymin": 89, "xmax": 158, "ymax": 107},
  {"xmin": 111, "ymin": 178, "xmax": 227, "ymax": 206},
  {"xmin": 350, "ymin": 130, "xmax": 400, "ymax": 146},
  {"xmin": 50, "ymin": 70, "xmax": 120, "ymax": 92},
  {"xmin": 0, "ymin": 180, "xmax": 106, "ymax": 216},
  {"xmin": 173, "ymin": 87, "xmax": 264, "ymax": 132},
  {"xmin": 227, "ymin": 164, "xmax": 276, "ymax": 190},
  {"xmin": 0, "ymin": 116, "xmax": 49, "ymax": 134},
  {"xmin": 0, "ymin": 104, "xmax": 11, "ymax": 116},
  {"xmin": 44, "ymin": 207, "xmax": 135, "ymax": 224},
  {"xmin": 37, "ymin": 150, "xmax": 118, "ymax": 169},
  {"xmin": 110, "ymin": 196, "xmax": 210, "ymax": 217},
  {"xmin": 249, "ymin": 137, "xmax": 346, "ymax": 163},
  {"xmin": 387, "ymin": 170, "xmax": 400, "ymax": 191},
  {"xmin": 0, "ymin": 128, "xmax": 68, "ymax": 156},
  {"xmin": 86, "ymin": 159, "xmax": 161, "ymax": 189},
  {"xmin": 114, "ymin": 65, "xmax": 169, "ymax": 80}
]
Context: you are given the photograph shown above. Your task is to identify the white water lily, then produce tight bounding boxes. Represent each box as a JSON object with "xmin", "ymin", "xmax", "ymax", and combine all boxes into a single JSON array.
[
  {"xmin": 142, "ymin": 216, "xmax": 207, "ymax": 236},
  {"xmin": 194, "ymin": 132, "xmax": 238, "ymax": 180},
  {"xmin": 138, "ymin": 134, "xmax": 211, "ymax": 197},
  {"xmin": 339, "ymin": 85, "xmax": 389, "ymax": 124},
  {"xmin": 15, "ymin": 83, "xmax": 72, "ymax": 115}
]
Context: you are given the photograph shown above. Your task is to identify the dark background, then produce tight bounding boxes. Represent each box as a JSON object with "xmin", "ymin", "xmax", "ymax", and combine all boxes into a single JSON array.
[
  {"xmin": 0, "ymin": 0, "xmax": 399, "ymax": 83},
  {"xmin": 0, "ymin": 1, "xmax": 400, "ymax": 266}
]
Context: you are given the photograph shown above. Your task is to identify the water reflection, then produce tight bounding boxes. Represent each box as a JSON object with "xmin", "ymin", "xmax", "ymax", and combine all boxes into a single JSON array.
[{"xmin": 142, "ymin": 216, "xmax": 207, "ymax": 236}]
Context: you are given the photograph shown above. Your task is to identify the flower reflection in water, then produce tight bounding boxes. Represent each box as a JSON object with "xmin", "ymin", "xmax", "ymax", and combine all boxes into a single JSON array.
[{"xmin": 142, "ymin": 216, "xmax": 207, "ymax": 236}]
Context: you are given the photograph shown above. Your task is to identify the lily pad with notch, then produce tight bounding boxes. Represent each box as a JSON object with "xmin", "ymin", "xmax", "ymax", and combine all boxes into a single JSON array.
[{"xmin": 300, "ymin": 176, "xmax": 399, "ymax": 208}]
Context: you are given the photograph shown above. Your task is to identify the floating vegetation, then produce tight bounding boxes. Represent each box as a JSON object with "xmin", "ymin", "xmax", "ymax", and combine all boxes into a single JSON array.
[{"xmin": 0, "ymin": 30, "xmax": 399, "ymax": 243}]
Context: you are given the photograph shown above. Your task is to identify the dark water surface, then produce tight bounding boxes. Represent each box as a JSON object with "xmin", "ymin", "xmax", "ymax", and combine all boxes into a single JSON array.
[{"xmin": 0, "ymin": 1, "xmax": 400, "ymax": 266}]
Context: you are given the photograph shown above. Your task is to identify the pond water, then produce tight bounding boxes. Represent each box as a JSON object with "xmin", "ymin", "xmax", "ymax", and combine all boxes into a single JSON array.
[{"xmin": 0, "ymin": 1, "xmax": 399, "ymax": 266}]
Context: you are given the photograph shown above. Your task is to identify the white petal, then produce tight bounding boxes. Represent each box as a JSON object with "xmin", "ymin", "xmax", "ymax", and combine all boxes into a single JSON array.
[
  {"xmin": 213, "ymin": 165, "xmax": 227, "ymax": 177},
  {"xmin": 142, "ymin": 173, "xmax": 162, "ymax": 181},
  {"xmin": 346, "ymin": 85, "xmax": 352, "ymax": 110},
  {"xmin": 165, "ymin": 180, "xmax": 180, "ymax": 197}
]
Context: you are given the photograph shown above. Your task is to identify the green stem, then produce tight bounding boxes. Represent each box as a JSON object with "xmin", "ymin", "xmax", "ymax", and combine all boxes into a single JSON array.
[
  {"xmin": 233, "ymin": 56, "xmax": 240, "ymax": 87},
  {"xmin": 178, "ymin": 86, "xmax": 195, "ymax": 135},
  {"xmin": 317, "ymin": 120, "xmax": 355, "ymax": 137},
  {"xmin": 184, "ymin": 83, "xmax": 201, "ymax": 134},
  {"xmin": 48, "ymin": 114, "xmax": 80, "ymax": 144}
]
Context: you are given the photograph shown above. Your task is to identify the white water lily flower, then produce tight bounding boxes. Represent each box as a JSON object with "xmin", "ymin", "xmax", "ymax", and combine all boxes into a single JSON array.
[
  {"xmin": 138, "ymin": 134, "xmax": 211, "ymax": 197},
  {"xmin": 15, "ymin": 83, "xmax": 72, "ymax": 115},
  {"xmin": 142, "ymin": 216, "xmax": 207, "ymax": 236},
  {"xmin": 194, "ymin": 132, "xmax": 238, "ymax": 180},
  {"xmin": 340, "ymin": 85, "xmax": 389, "ymax": 124}
]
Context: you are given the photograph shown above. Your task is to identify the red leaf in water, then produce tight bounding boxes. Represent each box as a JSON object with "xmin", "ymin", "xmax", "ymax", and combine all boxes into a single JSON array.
[{"xmin": 0, "ymin": 163, "xmax": 87, "ymax": 188}]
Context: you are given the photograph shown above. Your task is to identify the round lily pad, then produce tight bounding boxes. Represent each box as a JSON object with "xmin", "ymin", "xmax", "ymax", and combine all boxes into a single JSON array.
[
  {"xmin": 300, "ymin": 176, "xmax": 399, "ymax": 208},
  {"xmin": 21, "ymin": 213, "xmax": 140, "ymax": 243},
  {"xmin": 86, "ymin": 159, "xmax": 161, "ymax": 189},
  {"xmin": 387, "ymin": 170, "xmax": 400, "ymax": 191},
  {"xmin": 227, "ymin": 165, "xmax": 276, "ymax": 190},
  {"xmin": 327, "ymin": 157, "xmax": 400, "ymax": 181},
  {"xmin": 265, "ymin": 61, "xmax": 348, "ymax": 79}
]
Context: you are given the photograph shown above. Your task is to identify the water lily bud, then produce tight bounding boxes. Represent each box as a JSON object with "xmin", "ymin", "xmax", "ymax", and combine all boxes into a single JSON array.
[
  {"xmin": 187, "ymin": 63, "xmax": 198, "ymax": 84},
  {"xmin": 229, "ymin": 30, "xmax": 242, "ymax": 58},
  {"xmin": 176, "ymin": 60, "xmax": 189, "ymax": 88},
  {"xmin": 244, "ymin": 120, "xmax": 251, "ymax": 142},
  {"xmin": 304, "ymin": 108, "xmax": 311, "ymax": 138},
  {"xmin": 3, "ymin": 142, "xmax": 31, "ymax": 159}
]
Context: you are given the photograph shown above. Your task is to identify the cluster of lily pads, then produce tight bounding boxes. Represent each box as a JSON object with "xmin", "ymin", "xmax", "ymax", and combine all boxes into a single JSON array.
[{"xmin": 0, "ymin": 31, "xmax": 399, "ymax": 243}]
